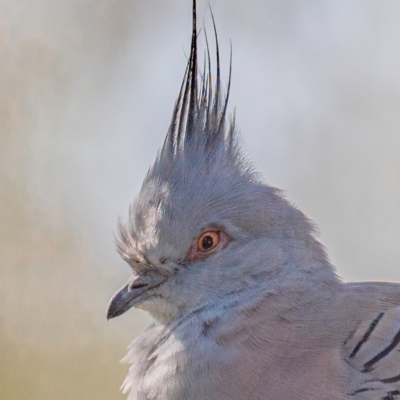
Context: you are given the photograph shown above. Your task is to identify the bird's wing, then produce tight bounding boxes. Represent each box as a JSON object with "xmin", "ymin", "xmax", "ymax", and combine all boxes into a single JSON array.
[{"xmin": 344, "ymin": 306, "xmax": 400, "ymax": 399}]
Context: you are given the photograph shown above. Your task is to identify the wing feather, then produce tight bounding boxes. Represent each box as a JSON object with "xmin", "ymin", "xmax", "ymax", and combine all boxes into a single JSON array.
[{"xmin": 344, "ymin": 307, "xmax": 400, "ymax": 399}]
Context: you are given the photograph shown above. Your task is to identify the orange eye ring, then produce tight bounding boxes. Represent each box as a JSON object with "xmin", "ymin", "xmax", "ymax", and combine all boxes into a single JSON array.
[{"xmin": 197, "ymin": 231, "xmax": 220, "ymax": 253}]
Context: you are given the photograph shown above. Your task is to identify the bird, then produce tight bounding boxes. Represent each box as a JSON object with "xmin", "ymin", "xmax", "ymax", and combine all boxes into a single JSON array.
[{"xmin": 107, "ymin": 1, "xmax": 400, "ymax": 399}]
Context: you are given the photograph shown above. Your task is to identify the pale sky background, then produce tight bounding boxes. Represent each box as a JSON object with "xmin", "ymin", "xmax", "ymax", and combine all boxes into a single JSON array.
[{"xmin": 1, "ymin": 1, "xmax": 400, "ymax": 399}]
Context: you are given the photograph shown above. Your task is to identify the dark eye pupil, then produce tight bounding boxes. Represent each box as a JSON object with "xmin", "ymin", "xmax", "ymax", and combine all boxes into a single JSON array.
[{"xmin": 201, "ymin": 235, "xmax": 214, "ymax": 250}]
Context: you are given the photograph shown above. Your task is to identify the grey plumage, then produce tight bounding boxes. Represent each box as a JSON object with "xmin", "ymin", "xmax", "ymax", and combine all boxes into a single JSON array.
[{"xmin": 107, "ymin": 1, "xmax": 400, "ymax": 399}]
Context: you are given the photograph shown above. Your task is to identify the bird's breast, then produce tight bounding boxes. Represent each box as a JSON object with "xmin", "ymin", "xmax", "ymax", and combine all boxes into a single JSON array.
[{"xmin": 122, "ymin": 301, "xmax": 348, "ymax": 400}]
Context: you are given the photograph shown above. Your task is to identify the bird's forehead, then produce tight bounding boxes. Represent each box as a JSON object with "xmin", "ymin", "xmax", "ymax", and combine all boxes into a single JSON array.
[
  {"xmin": 134, "ymin": 191, "xmax": 166, "ymax": 241},
  {"xmin": 134, "ymin": 178, "xmax": 188, "ymax": 242},
  {"xmin": 133, "ymin": 180, "xmax": 206, "ymax": 259}
]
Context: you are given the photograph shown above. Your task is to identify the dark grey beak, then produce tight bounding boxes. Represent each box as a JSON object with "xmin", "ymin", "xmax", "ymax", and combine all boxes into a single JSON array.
[
  {"xmin": 107, "ymin": 281, "xmax": 146, "ymax": 320},
  {"xmin": 106, "ymin": 272, "xmax": 166, "ymax": 320}
]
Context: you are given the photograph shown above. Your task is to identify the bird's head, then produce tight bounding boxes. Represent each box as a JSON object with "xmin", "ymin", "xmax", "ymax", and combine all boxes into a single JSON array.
[{"xmin": 107, "ymin": 1, "xmax": 317, "ymax": 324}]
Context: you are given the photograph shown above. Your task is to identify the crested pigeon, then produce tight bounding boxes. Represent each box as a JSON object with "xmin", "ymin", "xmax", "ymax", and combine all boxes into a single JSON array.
[{"xmin": 107, "ymin": 1, "xmax": 400, "ymax": 399}]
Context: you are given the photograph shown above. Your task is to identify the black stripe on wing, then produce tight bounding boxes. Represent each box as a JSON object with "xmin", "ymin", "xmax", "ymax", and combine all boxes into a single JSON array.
[
  {"xmin": 345, "ymin": 307, "xmax": 400, "ymax": 399},
  {"xmin": 348, "ymin": 386, "xmax": 400, "ymax": 399},
  {"xmin": 381, "ymin": 390, "xmax": 400, "ymax": 400},
  {"xmin": 362, "ymin": 328, "xmax": 400, "ymax": 373},
  {"xmin": 381, "ymin": 375, "xmax": 400, "ymax": 384},
  {"xmin": 350, "ymin": 313, "xmax": 385, "ymax": 359}
]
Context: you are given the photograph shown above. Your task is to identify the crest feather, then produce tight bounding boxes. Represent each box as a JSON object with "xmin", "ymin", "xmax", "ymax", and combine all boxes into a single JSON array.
[{"xmin": 162, "ymin": 0, "xmax": 234, "ymax": 158}]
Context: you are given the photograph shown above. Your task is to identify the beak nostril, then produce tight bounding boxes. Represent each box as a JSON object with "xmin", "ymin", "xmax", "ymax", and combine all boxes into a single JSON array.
[{"xmin": 128, "ymin": 283, "xmax": 148, "ymax": 291}]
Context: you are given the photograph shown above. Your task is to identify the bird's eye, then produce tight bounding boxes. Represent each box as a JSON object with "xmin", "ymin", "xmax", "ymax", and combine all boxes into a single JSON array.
[{"xmin": 197, "ymin": 231, "xmax": 220, "ymax": 252}]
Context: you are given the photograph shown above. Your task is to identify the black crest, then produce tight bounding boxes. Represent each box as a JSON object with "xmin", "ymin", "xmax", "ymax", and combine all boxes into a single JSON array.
[{"xmin": 162, "ymin": 0, "xmax": 234, "ymax": 157}]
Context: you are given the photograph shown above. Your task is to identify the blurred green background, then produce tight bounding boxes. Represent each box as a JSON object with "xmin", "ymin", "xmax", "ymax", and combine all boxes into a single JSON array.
[{"xmin": 1, "ymin": 1, "xmax": 400, "ymax": 399}]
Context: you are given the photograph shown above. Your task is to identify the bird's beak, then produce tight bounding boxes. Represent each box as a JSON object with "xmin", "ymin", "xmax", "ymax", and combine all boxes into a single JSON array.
[{"xmin": 106, "ymin": 272, "xmax": 166, "ymax": 320}]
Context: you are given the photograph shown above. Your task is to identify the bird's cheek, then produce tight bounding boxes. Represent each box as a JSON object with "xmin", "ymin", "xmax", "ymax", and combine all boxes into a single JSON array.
[{"xmin": 186, "ymin": 245, "xmax": 210, "ymax": 262}]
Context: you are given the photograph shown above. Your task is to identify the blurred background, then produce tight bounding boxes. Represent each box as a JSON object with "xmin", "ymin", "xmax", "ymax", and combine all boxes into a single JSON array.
[{"xmin": 1, "ymin": 0, "xmax": 399, "ymax": 398}]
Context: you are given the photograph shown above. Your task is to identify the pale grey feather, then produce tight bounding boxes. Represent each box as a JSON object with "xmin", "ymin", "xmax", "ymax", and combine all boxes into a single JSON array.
[{"xmin": 107, "ymin": 1, "xmax": 400, "ymax": 399}]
